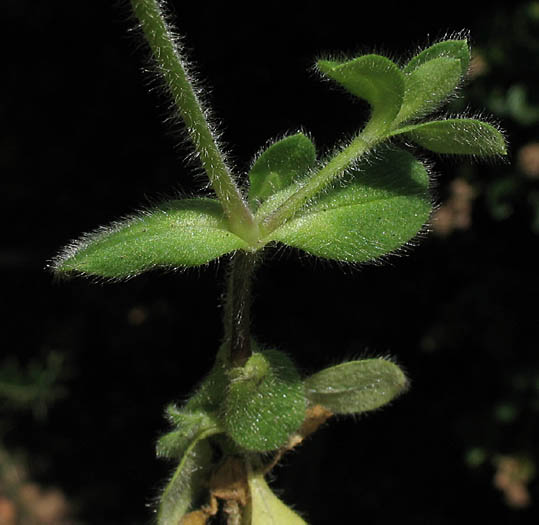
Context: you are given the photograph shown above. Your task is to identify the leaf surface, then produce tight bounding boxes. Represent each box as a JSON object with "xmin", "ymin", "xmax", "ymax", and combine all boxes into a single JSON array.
[
  {"xmin": 317, "ymin": 55, "xmax": 404, "ymax": 133},
  {"xmin": 157, "ymin": 427, "xmax": 218, "ymax": 525},
  {"xmin": 394, "ymin": 119, "xmax": 508, "ymax": 155},
  {"xmin": 304, "ymin": 358, "xmax": 408, "ymax": 414},
  {"xmin": 248, "ymin": 134, "xmax": 316, "ymax": 206},
  {"xmin": 395, "ymin": 57, "xmax": 462, "ymax": 125},
  {"xmin": 268, "ymin": 149, "xmax": 432, "ymax": 262},
  {"xmin": 53, "ymin": 198, "xmax": 249, "ymax": 278},
  {"xmin": 404, "ymin": 39, "xmax": 471, "ymax": 76},
  {"xmin": 243, "ymin": 472, "xmax": 308, "ymax": 525},
  {"xmin": 223, "ymin": 350, "xmax": 306, "ymax": 452}
]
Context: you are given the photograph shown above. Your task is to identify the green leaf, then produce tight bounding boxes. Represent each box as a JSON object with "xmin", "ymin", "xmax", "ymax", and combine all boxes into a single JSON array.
[
  {"xmin": 157, "ymin": 407, "xmax": 219, "ymax": 459},
  {"xmin": 243, "ymin": 471, "xmax": 308, "ymax": 525},
  {"xmin": 52, "ymin": 198, "xmax": 249, "ymax": 278},
  {"xmin": 404, "ymin": 39, "xmax": 471, "ymax": 77},
  {"xmin": 268, "ymin": 148, "xmax": 432, "ymax": 262},
  {"xmin": 157, "ymin": 427, "xmax": 218, "ymax": 524},
  {"xmin": 304, "ymin": 358, "xmax": 408, "ymax": 414},
  {"xmin": 248, "ymin": 134, "xmax": 316, "ymax": 206},
  {"xmin": 317, "ymin": 54, "xmax": 405, "ymax": 134},
  {"xmin": 394, "ymin": 57, "xmax": 462, "ymax": 125},
  {"xmin": 222, "ymin": 349, "xmax": 307, "ymax": 452},
  {"xmin": 394, "ymin": 119, "xmax": 508, "ymax": 156}
]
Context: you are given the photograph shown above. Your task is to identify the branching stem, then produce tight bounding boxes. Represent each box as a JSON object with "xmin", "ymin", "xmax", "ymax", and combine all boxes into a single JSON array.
[
  {"xmin": 130, "ymin": 0, "xmax": 258, "ymax": 243},
  {"xmin": 259, "ymin": 132, "xmax": 381, "ymax": 236}
]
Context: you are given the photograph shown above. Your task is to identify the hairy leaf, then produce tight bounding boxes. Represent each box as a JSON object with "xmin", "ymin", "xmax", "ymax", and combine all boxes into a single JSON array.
[
  {"xmin": 157, "ymin": 408, "xmax": 219, "ymax": 459},
  {"xmin": 249, "ymin": 134, "xmax": 316, "ymax": 206},
  {"xmin": 157, "ymin": 428, "xmax": 218, "ymax": 524},
  {"xmin": 395, "ymin": 57, "xmax": 462, "ymax": 125},
  {"xmin": 243, "ymin": 472, "xmax": 308, "ymax": 525},
  {"xmin": 52, "ymin": 198, "xmax": 249, "ymax": 278},
  {"xmin": 317, "ymin": 54, "xmax": 404, "ymax": 134},
  {"xmin": 268, "ymin": 148, "xmax": 431, "ymax": 262},
  {"xmin": 404, "ymin": 39, "xmax": 471, "ymax": 77},
  {"xmin": 223, "ymin": 350, "xmax": 306, "ymax": 452},
  {"xmin": 394, "ymin": 119, "xmax": 508, "ymax": 155},
  {"xmin": 304, "ymin": 358, "xmax": 408, "ymax": 414}
]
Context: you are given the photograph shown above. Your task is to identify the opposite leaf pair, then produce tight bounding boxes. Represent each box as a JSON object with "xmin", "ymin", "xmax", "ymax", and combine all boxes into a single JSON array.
[{"xmin": 51, "ymin": 38, "xmax": 506, "ymax": 281}]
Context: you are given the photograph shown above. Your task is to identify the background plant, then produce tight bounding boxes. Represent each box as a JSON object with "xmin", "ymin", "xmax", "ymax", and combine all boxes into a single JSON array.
[
  {"xmin": 4, "ymin": 1, "xmax": 539, "ymax": 524},
  {"xmin": 46, "ymin": 0, "xmax": 508, "ymax": 523}
]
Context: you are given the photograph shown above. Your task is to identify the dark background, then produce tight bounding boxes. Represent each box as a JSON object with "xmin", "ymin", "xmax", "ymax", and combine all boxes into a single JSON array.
[{"xmin": 2, "ymin": 1, "xmax": 539, "ymax": 523}]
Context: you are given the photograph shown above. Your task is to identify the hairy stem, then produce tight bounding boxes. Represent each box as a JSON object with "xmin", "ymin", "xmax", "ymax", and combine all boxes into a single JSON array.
[
  {"xmin": 223, "ymin": 251, "xmax": 258, "ymax": 367},
  {"xmin": 130, "ymin": 0, "xmax": 258, "ymax": 243},
  {"xmin": 259, "ymin": 132, "xmax": 381, "ymax": 235}
]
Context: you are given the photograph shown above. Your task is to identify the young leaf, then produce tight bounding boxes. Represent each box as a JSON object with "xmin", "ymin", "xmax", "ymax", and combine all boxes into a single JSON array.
[
  {"xmin": 157, "ymin": 428, "xmax": 218, "ymax": 524},
  {"xmin": 317, "ymin": 55, "xmax": 405, "ymax": 134},
  {"xmin": 222, "ymin": 350, "xmax": 307, "ymax": 452},
  {"xmin": 404, "ymin": 39, "xmax": 471, "ymax": 77},
  {"xmin": 248, "ymin": 134, "xmax": 316, "ymax": 206},
  {"xmin": 394, "ymin": 57, "xmax": 462, "ymax": 125},
  {"xmin": 52, "ymin": 198, "xmax": 250, "ymax": 279},
  {"xmin": 268, "ymin": 148, "xmax": 431, "ymax": 263},
  {"xmin": 157, "ymin": 408, "xmax": 219, "ymax": 459},
  {"xmin": 304, "ymin": 358, "xmax": 408, "ymax": 414},
  {"xmin": 393, "ymin": 119, "xmax": 508, "ymax": 156},
  {"xmin": 243, "ymin": 471, "xmax": 308, "ymax": 525}
]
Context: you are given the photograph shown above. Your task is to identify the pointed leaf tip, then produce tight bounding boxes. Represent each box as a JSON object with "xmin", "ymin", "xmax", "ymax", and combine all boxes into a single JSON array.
[{"xmin": 52, "ymin": 198, "xmax": 249, "ymax": 279}]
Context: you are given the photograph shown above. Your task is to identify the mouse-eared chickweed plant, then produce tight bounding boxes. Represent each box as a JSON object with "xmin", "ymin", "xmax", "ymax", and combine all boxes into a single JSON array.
[{"xmin": 51, "ymin": 0, "xmax": 507, "ymax": 523}]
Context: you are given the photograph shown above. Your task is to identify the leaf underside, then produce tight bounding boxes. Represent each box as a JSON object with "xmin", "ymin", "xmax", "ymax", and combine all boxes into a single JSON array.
[
  {"xmin": 52, "ymin": 198, "xmax": 248, "ymax": 278},
  {"xmin": 304, "ymin": 358, "xmax": 408, "ymax": 414},
  {"xmin": 269, "ymin": 148, "xmax": 432, "ymax": 262},
  {"xmin": 157, "ymin": 431, "xmax": 216, "ymax": 524},
  {"xmin": 396, "ymin": 119, "xmax": 507, "ymax": 156}
]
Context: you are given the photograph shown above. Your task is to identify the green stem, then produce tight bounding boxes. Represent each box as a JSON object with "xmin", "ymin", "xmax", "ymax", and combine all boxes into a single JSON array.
[
  {"xmin": 130, "ymin": 0, "xmax": 257, "ymax": 243},
  {"xmin": 223, "ymin": 251, "xmax": 258, "ymax": 367},
  {"xmin": 259, "ymin": 132, "xmax": 380, "ymax": 236}
]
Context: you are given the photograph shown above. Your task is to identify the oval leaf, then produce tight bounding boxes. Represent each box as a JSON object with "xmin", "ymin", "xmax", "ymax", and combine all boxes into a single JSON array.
[
  {"xmin": 52, "ymin": 198, "xmax": 249, "ymax": 278},
  {"xmin": 223, "ymin": 350, "xmax": 307, "ymax": 452},
  {"xmin": 396, "ymin": 119, "xmax": 508, "ymax": 156},
  {"xmin": 317, "ymin": 54, "xmax": 404, "ymax": 134},
  {"xmin": 248, "ymin": 134, "xmax": 316, "ymax": 206},
  {"xmin": 269, "ymin": 148, "xmax": 432, "ymax": 262},
  {"xmin": 243, "ymin": 472, "xmax": 308, "ymax": 525},
  {"xmin": 394, "ymin": 57, "xmax": 462, "ymax": 125},
  {"xmin": 404, "ymin": 39, "xmax": 471, "ymax": 77},
  {"xmin": 304, "ymin": 358, "xmax": 408, "ymax": 414},
  {"xmin": 157, "ymin": 428, "xmax": 218, "ymax": 525}
]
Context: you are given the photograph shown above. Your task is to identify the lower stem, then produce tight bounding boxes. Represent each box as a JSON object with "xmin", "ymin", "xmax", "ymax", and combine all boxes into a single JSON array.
[{"xmin": 223, "ymin": 251, "xmax": 258, "ymax": 367}]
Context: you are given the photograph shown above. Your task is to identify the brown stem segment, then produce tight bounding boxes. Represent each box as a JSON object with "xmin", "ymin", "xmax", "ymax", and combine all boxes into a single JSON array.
[{"xmin": 224, "ymin": 251, "xmax": 257, "ymax": 367}]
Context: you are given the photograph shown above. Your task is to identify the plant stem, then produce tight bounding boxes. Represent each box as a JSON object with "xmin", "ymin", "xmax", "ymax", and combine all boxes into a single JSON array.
[
  {"xmin": 223, "ymin": 251, "xmax": 258, "ymax": 367},
  {"xmin": 259, "ymin": 132, "xmax": 381, "ymax": 236},
  {"xmin": 130, "ymin": 0, "xmax": 258, "ymax": 243}
]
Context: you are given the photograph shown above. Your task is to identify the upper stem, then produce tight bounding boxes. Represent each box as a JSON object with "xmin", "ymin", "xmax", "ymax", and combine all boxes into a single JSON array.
[{"xmin": 130, "ymin": 0, "xmax": 258, "ymax": 243}]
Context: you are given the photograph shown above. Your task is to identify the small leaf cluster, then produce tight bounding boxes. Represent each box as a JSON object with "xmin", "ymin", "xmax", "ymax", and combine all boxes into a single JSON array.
[
  {"xmin": 155, "ymin": 342, "xmax": 407, "ymax": 522},
  {"xmin": 51, "ymin": 38, "xmax": 506, "ymax": 280}
]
